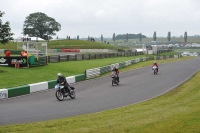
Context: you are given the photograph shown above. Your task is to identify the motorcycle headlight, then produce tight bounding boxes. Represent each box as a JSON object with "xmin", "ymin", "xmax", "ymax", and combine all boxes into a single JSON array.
[
  {"xmin": 55, "ymin": 84, "xmax": 59, "ymax": 90},
  {"xmin": 60, "ymin": 86, "xmax": 64, "ymax": 89}
]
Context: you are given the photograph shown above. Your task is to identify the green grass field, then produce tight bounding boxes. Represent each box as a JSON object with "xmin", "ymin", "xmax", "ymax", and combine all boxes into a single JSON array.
[
  {"xmin": 0, "ymin": 40, "xmax": 128, "ymax": 50},
  {"xmin": 0, "ymin": 56, "xmax": 198, "ymax": 133}
]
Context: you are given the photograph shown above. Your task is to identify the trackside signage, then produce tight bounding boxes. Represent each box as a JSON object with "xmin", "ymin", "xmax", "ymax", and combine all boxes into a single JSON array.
[{"xmin": 0, "ymin": 56, "xmax": 28, "ymax": 67}]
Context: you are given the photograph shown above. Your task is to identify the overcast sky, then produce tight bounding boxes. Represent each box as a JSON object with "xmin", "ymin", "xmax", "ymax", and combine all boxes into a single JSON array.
[{"xmin": 0, "ymin": 0, "xmax": 200, "ymax": 39}]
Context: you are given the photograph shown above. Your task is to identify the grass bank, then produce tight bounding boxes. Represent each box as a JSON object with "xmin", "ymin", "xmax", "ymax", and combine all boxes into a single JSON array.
[
  {"xmin": 0, "ymin": 40, "xmax": 127, "ymax": 50},
  {"xmin": 0, "ymin": 56, "xmax": 198, "ymax": 133}
]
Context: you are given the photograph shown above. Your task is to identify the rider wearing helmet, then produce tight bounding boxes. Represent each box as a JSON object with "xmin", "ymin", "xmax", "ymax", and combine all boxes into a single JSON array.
[
  {"xmin": 152, "ymin": 61, "xmax": 158, "ymax": 72},
  {"xmin": 56, "ymin": 73, "xmax": 72, "ymax": 92},
  {"xmin": 112, "ymin": 66, "xmax": 120, "ymax": 82}
]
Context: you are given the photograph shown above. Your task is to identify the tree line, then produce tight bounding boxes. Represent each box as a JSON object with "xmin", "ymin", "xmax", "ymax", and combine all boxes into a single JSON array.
[
  {"xmin": 115, "ymin": 33, "xmax": 146, "ymax": 40},
  {"xmin": 0, "ymin": 10, "xmax": 189, "ymax": 44}
]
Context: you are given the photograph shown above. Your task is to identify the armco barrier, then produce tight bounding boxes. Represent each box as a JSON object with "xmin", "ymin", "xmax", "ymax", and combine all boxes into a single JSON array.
[{"xmin": 8, "ymin": 85, "xmax": 30, "ymax": 98}]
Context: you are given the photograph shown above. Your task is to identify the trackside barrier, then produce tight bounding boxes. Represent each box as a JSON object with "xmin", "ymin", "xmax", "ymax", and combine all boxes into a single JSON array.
[
  {"xmin": 7, "ymin": 85, "xmax": 30, "ymax": 98},
  {"xmin": 75, "ymin": 74, "xmax": 86, "ymax": 82},
  {"xmin": 29, "ymin": 82, "xmax": 48, "ymax": 93},
  {"xmin": 0, "ymin": 89, "xmax": 8, "ymax": 99},
  {"xmin": 48, "ymin": 80, "xmax": 57, "ymax": 89},
  {"xmin": 48, "ymin": 52, "xmax": 144, "ymax": 63},
  {"xmin": 0, "ymin": 75, "xmax": 82, "ymax": 100},
  {"xmin": 85, "ymin": 57, "xmax": 147, "ymax": 79},
  {"xmin": 85, "ymin": 55, "xmax": 181, "ymax": 79},
  {"xmin": 66, "ymin": 76, "xmax": 75, "ymax": 84}
]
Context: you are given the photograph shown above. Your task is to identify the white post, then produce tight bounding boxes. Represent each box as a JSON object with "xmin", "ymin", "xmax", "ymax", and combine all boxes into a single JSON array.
[
  {"xmin": 46, "ymin": 42, "xmax": 47, "ymax": 56},
  {"xmin": 27, "ymin": 42, "xmax": 29, "ymax": 54}
]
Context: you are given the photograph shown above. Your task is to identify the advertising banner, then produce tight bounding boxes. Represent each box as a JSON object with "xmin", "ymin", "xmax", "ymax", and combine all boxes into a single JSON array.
[{"xmin": 0, "ymin": 56, "xmax": 28, "ymax": 67}]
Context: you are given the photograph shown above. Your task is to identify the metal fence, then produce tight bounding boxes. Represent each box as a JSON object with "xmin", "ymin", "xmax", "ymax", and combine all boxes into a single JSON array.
[{"xmin": 47, "ymin": 50, "xmax": 171, "ymax": 63}]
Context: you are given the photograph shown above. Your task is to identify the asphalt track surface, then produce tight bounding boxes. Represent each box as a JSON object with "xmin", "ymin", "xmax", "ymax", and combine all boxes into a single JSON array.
[{"xmin": 0, "ymin": 58, "xmax": 200, "ymax": 125}]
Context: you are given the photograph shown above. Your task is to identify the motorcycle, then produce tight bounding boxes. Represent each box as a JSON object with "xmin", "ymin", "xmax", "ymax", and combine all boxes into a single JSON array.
[
  {"xmin": 111, "ymin": 71, "xmax": 119, "ymax": 86},
  {"xmin": 152, "ymin": 66, "xmax": 158, "ymax": 75},
  {"xmin": 55, "ymin": 84, "xmax": 76, "ymax": 101}
]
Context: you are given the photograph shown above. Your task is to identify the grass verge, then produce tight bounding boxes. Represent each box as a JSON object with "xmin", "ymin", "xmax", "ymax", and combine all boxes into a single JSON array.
[
  {"xmin": 0, "ymin": 57, "xmax": 199, "ymax": 133},
  {"xmin": 0, "ymin": 40, "xmax": 127, "ymax": 50}
]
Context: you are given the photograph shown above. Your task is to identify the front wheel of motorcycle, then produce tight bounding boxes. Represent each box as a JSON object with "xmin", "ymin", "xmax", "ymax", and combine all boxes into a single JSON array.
[
  {"xmin": 55, "ymin": 90, "xmax": 64, "ymax": 101},
  {"xmin": 69, "ymin": 90, "xmax": 76, "ymax": 99},
  {"xmin": 112, "ymin": 79, "xmax": 114, "ymax": 86}
]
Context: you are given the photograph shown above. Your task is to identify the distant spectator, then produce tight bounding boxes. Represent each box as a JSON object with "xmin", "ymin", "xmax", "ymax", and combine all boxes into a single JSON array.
[
  {"xmin": 5, "ymin": 49, "xmax": 11, "ymax": 57},
  {"xmin": 22, "ymin": 51, "xmax": 28, "ymax": 57},
  {"xmin": 21, "ymin": 50, "xmax": 25, "ymax": 56}
]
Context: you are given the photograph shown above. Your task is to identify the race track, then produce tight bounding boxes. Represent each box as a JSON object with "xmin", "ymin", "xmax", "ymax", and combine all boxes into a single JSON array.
[{"xmin": 0, "ymin": 58, "xmax": 199, "ymax": 125}]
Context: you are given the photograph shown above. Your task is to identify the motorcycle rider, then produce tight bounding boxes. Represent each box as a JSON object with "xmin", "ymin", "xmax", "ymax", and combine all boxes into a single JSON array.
[
  {"xmin": 152, "ymin": 61, "xmax": 158, "ymax": 72},
  {"xmin": 56, "ymin": 73, "xmax": 72, "ymax": 92},
  {"xmin": 112, "ymin": 66, "xmax": 120, "ymax": 82}
]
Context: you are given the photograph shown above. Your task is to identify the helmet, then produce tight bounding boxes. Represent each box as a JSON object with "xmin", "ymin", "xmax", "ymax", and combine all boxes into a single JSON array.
[
  {"xmin": 112, "ymin": 66, "xmax": 116, "ymax": 70},
  {"xmin": 57, "ymin": 73, "xmax": 62, "ymax": 76}
]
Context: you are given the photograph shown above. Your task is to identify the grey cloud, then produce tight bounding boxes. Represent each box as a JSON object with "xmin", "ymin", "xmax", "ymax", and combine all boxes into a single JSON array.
[{"xmin": 0, "ymin": 0, "xmax": 199, "ymax": 38}]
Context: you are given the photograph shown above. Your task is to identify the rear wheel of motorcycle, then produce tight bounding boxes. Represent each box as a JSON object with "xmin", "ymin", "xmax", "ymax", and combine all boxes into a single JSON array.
[
  {"xmin": 55, "ymin": 90, "xmax": 64, "ymax": 101},
  {"xmin": 116, "ymin": 81, "xmax": 119, "ymax": 85},
  {"xmin": 69, "ymin": 90, "xmax": 76, "ymax": 99}
]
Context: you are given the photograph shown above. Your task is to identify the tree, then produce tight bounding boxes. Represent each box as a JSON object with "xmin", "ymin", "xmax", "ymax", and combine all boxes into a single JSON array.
[
  {"xmin": 0, "ymin": 11, "xmax": 14, "ymax": 44},
  {"xmin": 139, "ymin": 33, "xmax": 142, "ymax": 42},
  {"xmin": 184, "ymin": 31, "xmax": 187, "ymax": 42},
  {"xmin": 23, "ymin": 12, "xmax": 61, "ymax": 40},
  {"xmin": 153, "ymin": 31, "xmax": 156, "ymax": 41},
  {"xmin": 101, "ymin": 34, "xmax": 103, "ymax": 43},
  {"xmin": 126, "ymin": 33, "xmax": 128, "ymax": 42},
  {"xmin": 115, "ymin": 33, "xmax": 146, "ymax": 40},
  {"xmin": 113, "ymin": 33, "xmax": 115, "ymax": 42},
  {"xmin": 167, "ymin": 31, "xmax": 171, "ymax": 42}
]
